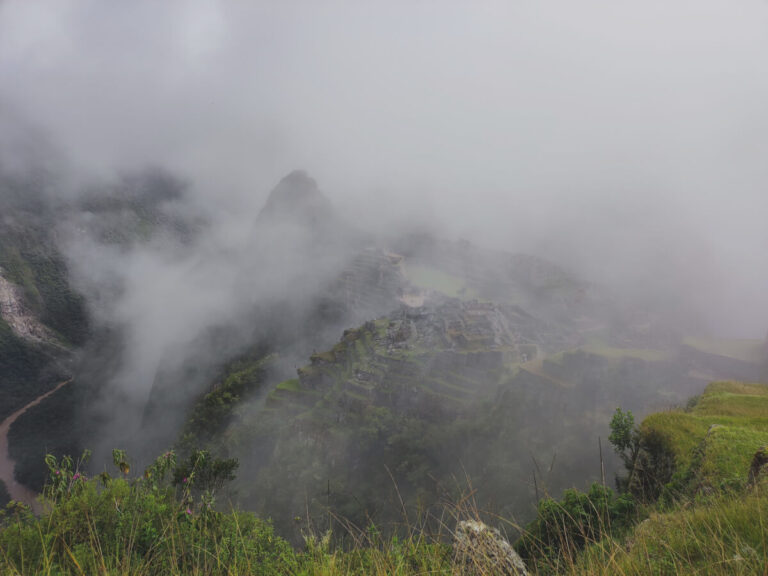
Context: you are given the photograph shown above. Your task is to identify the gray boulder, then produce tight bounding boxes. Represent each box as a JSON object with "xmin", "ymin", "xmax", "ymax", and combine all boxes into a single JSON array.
[{"xmin": 454, "ymin": 520, "xmax": 528, "ymax": 575}]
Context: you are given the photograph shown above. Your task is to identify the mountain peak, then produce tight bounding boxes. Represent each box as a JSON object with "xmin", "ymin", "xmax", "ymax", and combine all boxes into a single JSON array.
[
  {"xmin": 257, "ymin": 170, "xmax": 333, "ymax": 223},
  {"xmin": 280, "ymin": 169, "xmax": 316, "ymax": 188}
]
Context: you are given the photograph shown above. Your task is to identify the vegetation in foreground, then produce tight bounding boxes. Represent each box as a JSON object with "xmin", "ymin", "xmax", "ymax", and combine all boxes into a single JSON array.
[
  {"xmin": 1, "ymin": 381, "xmax": 767, "ymax": 575},
  {"xmin": 519, "ymin": 380, "xmax": 768, "ymax": 575},
  {"xmin": 0, "ymin": 447, "xmax": 462, "ymax": 575}
]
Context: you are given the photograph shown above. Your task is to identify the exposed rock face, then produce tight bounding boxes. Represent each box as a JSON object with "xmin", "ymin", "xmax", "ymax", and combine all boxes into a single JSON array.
[
  {"xmin": 0, "ymin": 270, "xmax": 52, "ymax": 342},
  {"xmin": 454, "ymin": 520, "xmax": 528, "ymax": 576}
]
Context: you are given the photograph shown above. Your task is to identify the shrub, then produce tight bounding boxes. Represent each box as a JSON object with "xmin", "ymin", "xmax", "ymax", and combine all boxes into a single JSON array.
[
  {"xmin": 516, "ymin": 482, "xmax": 635, "ymax": 565},
  {"xmin": 609, "ymin": 407, "xmax": 676, "ymax": 502}
]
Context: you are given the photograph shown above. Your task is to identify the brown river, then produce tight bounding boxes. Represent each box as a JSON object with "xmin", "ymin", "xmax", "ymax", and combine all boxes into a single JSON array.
[{"xmin": 0, "ymin": 380, "xmax": 72, "ymax": 508}]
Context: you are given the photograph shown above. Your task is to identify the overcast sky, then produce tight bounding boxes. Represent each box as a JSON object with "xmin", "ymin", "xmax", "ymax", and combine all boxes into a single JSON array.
[{"xmin": 1, "ymin": 0, "xmax": 767, "ymax": 336}]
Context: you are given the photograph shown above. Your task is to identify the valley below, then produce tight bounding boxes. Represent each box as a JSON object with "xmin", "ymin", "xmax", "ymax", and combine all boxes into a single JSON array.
[
  {"xmin": 0, "ymin": 379, "xmax": 71, "ymax": 507},
  {"xmin": 0, "ymin": 170, "xmax": 766, "ymax": 575}
]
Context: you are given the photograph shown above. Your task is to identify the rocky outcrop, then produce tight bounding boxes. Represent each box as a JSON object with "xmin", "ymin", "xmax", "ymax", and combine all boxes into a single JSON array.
[
  {"xmin": 454, "ymin": 520, "xmax": 528, "ymax": 575},
  {"xmin": 0, "ymin": 270, "xmax": 52, "ymax": 342}
]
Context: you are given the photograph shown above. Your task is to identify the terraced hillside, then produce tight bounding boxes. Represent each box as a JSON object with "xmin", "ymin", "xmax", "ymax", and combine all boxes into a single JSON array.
[
  {"xmin": 202, "ymin": 296, "xmax": 731, "ymax": 538},
  {"xmin": 259, "ymin": 298, "xmax": 553, "ymax": 423},
  {"xmin": 224, "ymin": 299, "xmax": 545, "ymax": 534}
]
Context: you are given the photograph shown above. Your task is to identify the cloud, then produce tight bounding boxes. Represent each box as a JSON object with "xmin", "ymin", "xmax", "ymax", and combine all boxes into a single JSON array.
[{"xmin": 0, "ymin": 0, "xmax": 766, "ymax": 344}]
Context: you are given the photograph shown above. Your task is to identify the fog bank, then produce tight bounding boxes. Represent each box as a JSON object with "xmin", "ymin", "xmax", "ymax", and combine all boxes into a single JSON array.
[{"xmin": 1, "ymin": 0, "xmax": 767, "ymax": 340}]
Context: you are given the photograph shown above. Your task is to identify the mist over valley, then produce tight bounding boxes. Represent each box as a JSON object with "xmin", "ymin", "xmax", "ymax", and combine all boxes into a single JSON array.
[{"xmin": 1, "ymin": 2, "xmax": 767, "ymax": 574}]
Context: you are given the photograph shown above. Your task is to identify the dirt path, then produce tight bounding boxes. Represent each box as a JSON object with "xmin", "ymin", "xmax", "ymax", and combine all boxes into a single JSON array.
[{"xmin": 0, "ymin": 379, "xmax": 72, "ymax": 507}]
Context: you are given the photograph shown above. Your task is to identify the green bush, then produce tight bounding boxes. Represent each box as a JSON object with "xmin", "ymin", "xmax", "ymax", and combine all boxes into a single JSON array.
[
  {"xmin": 516, "ymin": 482, "xmax": 635, "ymax": 565},
  {"xmin": 609, "ymin": 407, "xmax": 676, "ymax": 502}
]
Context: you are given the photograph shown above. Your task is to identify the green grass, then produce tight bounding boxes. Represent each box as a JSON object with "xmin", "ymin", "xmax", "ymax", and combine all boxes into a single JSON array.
[
  {"xmin": 544, "ymin": 345, "xmax": 669, "ymax": 366},
  {"xmin": 523, "ymin": 380, "xmax": 768, "ymax": 575},
  {"xmin": 406, "ymin": 265, "xmax": 472, "ymax": 298},
  {"xmin": 694, "ymin": 382, "xmax": 768, "ymax": 418},
  {"xmin": 683, "ymin": 337, "xmax": 764, "ymax": 363},
  {"xmin": 277, "ymin": 378, "xmax": 301, "ymax": 392},
  {"xmin": 642, "ymin": 382, "xmax": 768, "ymax": 485},
  {"xmin": 572, "ymin": 492, "xmax": 768, "ymax": 575},
  {"xmin": 579, "ymin": 345, "xmax": 670, "ymax": 362},
  {"xmin": 699, "ymin": 425, "xmax": 768, "ymax": 485},
  {"xmin": 640, "ymin": 412, "xmax": 710, "ymax": 471}
]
